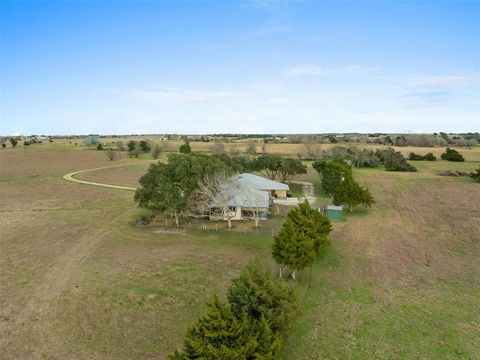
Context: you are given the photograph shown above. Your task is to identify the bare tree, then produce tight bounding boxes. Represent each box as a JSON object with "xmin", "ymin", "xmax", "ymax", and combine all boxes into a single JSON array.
[
  {"xmin": 246, "ymin": 140, "xmax": 257, "ymax": 155},
  {"xmin": 211, "ymin": 141, "xmax": 225, "ymax": 154},
  {"xmin": 106, "ymin": 147, "xmax": 116, "ymax": 161},
  {"xmin": 241, "ymin": 188, "xmax": 268, "ymax": 228},
  {"xmin": 301, "ymin": 136, "xmax": 319, "ymax": 159},
  {"xmin": 190, "ymin": 171, "xmax": 237, "ymax": 229}
]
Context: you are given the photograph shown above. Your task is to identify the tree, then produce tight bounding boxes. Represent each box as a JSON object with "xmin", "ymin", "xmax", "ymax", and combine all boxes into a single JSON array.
[
  {"xmin": 246, "ymin": 140, "xmax": 257, "ymax": 155},
  {"xmin": 227, "ymin": 259, "xmax": 299, "ymax": 335},
  {"xmin": 470, "ymin": 166, "xmax": 480, "ymax": 183},
  {"xmin": 106, "ymin": 147, "xmax": 116, "ymax": 161},
  {"xmin": 253, "ymin": 155, "xmax": 306, "ymax": 183},
  {"xmin": 272, "ymin": 201, "xmax": 332, "ymax": 280},
  {"xmin": 135, "ymin": 163, "xmax": 187, "ymax": 227},
  {"xmin": 135, "ymin": 153, "xmax": 234, "ymax": 226},
  {"xmin": 333, "ymin": 178, "xmax": 375, "ymax": 211},
  {"xmin": 384, "ymin": 151, "xmax": 417, "ymax": 172},
  {"xmin": 127, "ymin": 140, "xmax": 137, "ymax": 152},
  {"xmin": 139, "ymin": 140, "xmax": 151, "ymax": 153},
  {"xmin": 169, "ymin": 295, "xmax": 279, "ymax": 360},
  {"xmin": 408, "ymin": 152, "xmax": 425, "ymax": 161},
  {"xmin": 441, "ymin": 147, "xmax": 465, "ymax": 162},
  {"xmin": 190, "ymin": 170, "xmax": 236, "ymax": 228},
  {"xmin": 96, "ymin": 143, "xmax": 104, "ymax": 150},
  {"xmin": 9, "ymin": 138, "xmax": 18, "ymax": 147},
  {"xmin": 152, "ymin": 143, "xmax": 162, "ymax": 159},
  {"xmin": 116, "ymin": 140, "xmax": 125, "ymax": 151},
  {"xmin": 312, "ymin": 159, "xmax": 353, "ymax": 195},
  {"xmin": 301, "ymin": 136, "xmax": 318, "ymax": 159},
  {"xmin": 128, "ymin": 145, "xmax": 140, "ymax": 158},
  {"xmin": 179, "ymin": 143, "xmax": 191, "ymax": 154},
  {"xmin": 211, "ymin": 141, "xmax": 225, "ymax": 154}
]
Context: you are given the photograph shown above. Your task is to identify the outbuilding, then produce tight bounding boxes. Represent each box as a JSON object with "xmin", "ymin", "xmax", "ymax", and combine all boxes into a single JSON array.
[{"xmin": 325, "ymin": 205, "xmax": 343, "ymax": 221}]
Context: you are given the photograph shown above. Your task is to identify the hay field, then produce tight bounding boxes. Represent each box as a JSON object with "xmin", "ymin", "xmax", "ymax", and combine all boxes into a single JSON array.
[{"xmin": 1, "ymin": 144, "xmax": 479, "ymax": 359}]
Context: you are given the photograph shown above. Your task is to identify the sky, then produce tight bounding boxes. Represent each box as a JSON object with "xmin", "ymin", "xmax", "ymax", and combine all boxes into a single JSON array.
[{"xmin": 1, "ymin": 0, "xmax": 479, "ymax": 135}]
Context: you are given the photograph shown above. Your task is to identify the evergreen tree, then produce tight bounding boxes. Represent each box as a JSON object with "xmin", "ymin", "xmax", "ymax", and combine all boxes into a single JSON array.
[
  {"xmin": 312, "ymin": 159, "xmax": 353, "ymax": 194},
  {"xmin": 333, "ymin": 178, "xmax": 375, "ymax": 211},
  {"xmin": 179, "ymin": 143, "xmax": 192, "ymax": 154},
  {"xmin": 227, "ymin": 258, "xmax": 299, "ymax": 335},
  {"xmin": 169, "ymin": 295, "xmax": 279, "ymax": 360},
  {"xmin": 272, "ymin": 202, "xmax": 332, "ymax": 279}
]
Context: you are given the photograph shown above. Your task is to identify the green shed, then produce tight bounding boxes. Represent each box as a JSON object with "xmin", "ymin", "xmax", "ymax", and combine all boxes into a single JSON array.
[{"xmin": 326, "ymin": 205, "xmax": 343, "ymax": 221}]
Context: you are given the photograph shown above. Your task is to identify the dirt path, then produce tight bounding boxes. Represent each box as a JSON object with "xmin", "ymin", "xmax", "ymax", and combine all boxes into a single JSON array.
[{"xmin": 62, "ymin": 160, "xmax": 156, "ymax": 191}]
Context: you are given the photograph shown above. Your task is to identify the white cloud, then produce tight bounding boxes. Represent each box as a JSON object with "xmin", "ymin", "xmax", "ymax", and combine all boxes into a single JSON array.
[
  {"xmin": 282, "ymin": 64, "xmax": 379, "ymax": 77},
  {"xmin": 126, "ymin": 87, "xmax": 247, "ymax": 102},
  {"xmin": 266, "ymin": 98, "xmax": 289, "ymax": 104},
  {"xmin": 408, "ymin": 75, "xmax": 480, "ymax": 89}
]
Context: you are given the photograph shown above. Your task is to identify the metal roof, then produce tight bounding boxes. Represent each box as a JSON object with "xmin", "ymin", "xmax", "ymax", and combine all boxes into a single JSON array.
[
  {"xmin": 210, "ymin": 179, "xmax": 270, "ymax": 208},
  {"xmin": 326, "ymin": 205, "xmax": 343, "ymax": 211},
  {"xmin": 233, "ymin": 173, "xmax": 289, "ymax": 191}
]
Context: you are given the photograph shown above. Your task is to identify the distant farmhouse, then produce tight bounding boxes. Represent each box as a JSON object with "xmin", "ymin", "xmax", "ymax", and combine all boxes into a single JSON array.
[{"xmin": 208, "ymin": 173, "xmax": 290, "ymax": 222}]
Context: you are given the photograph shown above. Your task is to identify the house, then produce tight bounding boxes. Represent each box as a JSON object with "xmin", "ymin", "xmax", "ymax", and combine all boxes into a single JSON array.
[
  {"xmin": 207, "ymin": 173, "xmax": 289, "ymax": 222},
  {"xmin": 233, "ymin": 173, "xmax": 289, "ymax": 198}
]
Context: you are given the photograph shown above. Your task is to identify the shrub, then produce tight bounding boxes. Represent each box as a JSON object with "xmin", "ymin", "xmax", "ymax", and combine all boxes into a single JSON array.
[
  {"xmin": 423, "ymin": 152, "xmax": 437, "ymax": 161},
  {"xmin": 96, "ymin": 143, "xmax": 104, "ymax": 150},
  {"xmin": 1, "ymin": 143, "xmax": 6, "ymax": 148},
  {"xmin": 441, "ymin": 147, "xmax": 465, "ymax": 162},
  {"xmin": 470, "ymin": 166, "xmax": 480, "ymax": 183},
  {"xmin": 408, "ymin": 152, "xmax": 425, "ymax": 161},
  {"xmin": 179, "ymin": 143, "xmax": 191, "ymax": 154},
  {"xmin": 384, "ymin": 151, "xmax": 417, "ymax": 172},
  {"xmin": 133, "ymin": 209, "xmax": 155, "ymax": 225},
  {"xmin": 152, "ymin": 144, "xmax": 162, "ymax": 159},
  {"xmin": 375, "ymin": 147, "xmax": 395, "ymax": 163}
]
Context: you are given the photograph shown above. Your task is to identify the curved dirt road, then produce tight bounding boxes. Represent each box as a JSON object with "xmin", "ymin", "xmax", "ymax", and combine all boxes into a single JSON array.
[{"xmin": 62, "ymin": 160, "xmax": 155, "ymax": 191}]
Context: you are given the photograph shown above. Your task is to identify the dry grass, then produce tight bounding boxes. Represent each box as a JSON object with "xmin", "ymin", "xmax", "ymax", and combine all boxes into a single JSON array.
[{"xmin": 1, "ymin": 145, "xmax": 479, "ymax": 359}]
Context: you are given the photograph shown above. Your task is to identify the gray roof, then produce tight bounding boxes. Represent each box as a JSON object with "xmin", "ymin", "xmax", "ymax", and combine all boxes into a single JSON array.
[
  {"xmin": 326, "ymin": 205, "xmax": 343, "ymax": 211},
  {"xmin": 210, "ymin": 179, "xmax": 270, "ymax": 208},
  {"xmin": 233, "ymin": 173, "xmax": 289, "ymax": 191}
]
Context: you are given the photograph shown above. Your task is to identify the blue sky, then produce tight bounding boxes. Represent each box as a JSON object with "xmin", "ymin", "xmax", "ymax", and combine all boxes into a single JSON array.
[{"xmin": 1, "ymin": 0, "xmax": 479, "ymax": 135}]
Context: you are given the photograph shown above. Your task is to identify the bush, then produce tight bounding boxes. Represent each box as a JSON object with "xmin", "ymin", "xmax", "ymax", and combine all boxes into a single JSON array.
[
  {"xmin": 441, "ymin": 147, "xmax": 465, "ymax": 162},
  {"xmin": 408, "ymin": 152, "xmax": 425, "ymax": 161},
  {"xmin": 1, "ymin": 143, "xmax": 6, "ymax": 148},
  {"xmin": 96, "ymin": 143, "xmax": 104, "ymax": 150},
  {"xmin": 470, "ymin": 166, "xmax": 480, "ymax": 183},
  {"xmin": 375, "ymin": 147, "xmax": 396, "ymax": 163},
  {"xmin": 384, "ymin": 151, "xmax": 417, "ymax": 172},
  {"xmin": 133, "ymin": 209, "xmax": 155, "ymax": 225},
  {"xmin": 179, "ymin": 143, "xmax": 191, "ymax": 154},
  {"xmin": 152, "ymin": 144, "xmax": 162, "ymax": 159},
  {"xmin": 423, "ymin": 152, "xmax": 437, "ymax": 161}
]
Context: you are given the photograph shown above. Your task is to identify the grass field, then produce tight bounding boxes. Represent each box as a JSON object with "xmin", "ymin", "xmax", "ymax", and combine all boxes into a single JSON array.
[{"xmin": 1, "ymin": 144, "xmax": 479, "ymax": 359}]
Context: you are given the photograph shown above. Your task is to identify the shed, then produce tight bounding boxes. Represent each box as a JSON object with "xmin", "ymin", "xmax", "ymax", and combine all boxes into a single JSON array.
[{"xmin": 326, "ymin": 205, "xmax": 343, "ymax": 221}]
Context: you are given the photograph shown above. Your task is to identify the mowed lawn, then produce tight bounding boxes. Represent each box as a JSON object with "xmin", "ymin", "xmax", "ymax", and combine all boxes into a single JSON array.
[{"xmin": 0, "ymin": 145, "xmax": 479, "ymax": 359}]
